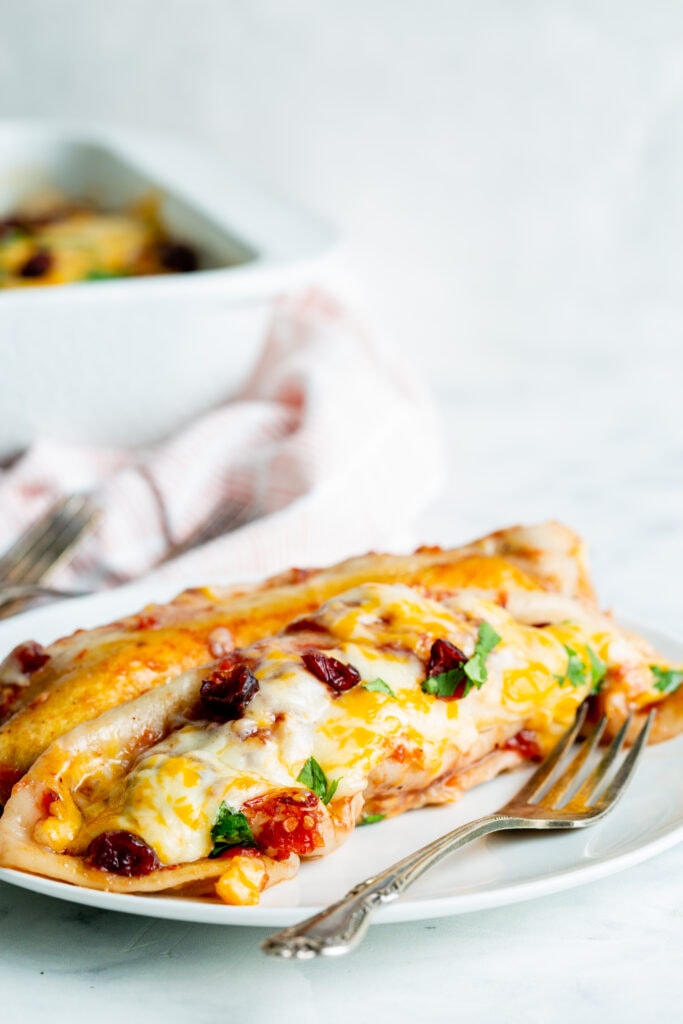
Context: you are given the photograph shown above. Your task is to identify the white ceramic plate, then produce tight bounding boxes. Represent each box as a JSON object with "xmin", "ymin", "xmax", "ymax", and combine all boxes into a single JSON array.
[{"xmin": 0, "ymin": 585, "xmax": 681, "ymax": 927}]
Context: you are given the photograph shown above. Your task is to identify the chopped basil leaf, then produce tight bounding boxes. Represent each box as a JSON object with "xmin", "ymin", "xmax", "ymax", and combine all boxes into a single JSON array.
[
  {"xmin": 324, "ymin": 777, "xmax": 340, "ymax": 803},
  {"xmin": 555, "ymin": 644, "xmax": 606, "ymax": 691},
  {"xmin": 297, "ymin": 755, "xmax": 327, "ymax": 796},
  {"xmin": 464, "ymin": 652, "xmax": 486, "ymax": 686},
  {"xmin": 422, "ymin": 667, "xmax": 468, "ymax": 698},
  {"xmin": 421, "ymin": 622, "xmax": 501, "ymax": 699},
  {"xmin": 297, "ymin": 756, "xmax": 341, "ymax": 804},
  {"xmin": 475, "ymin": 621, "xmax": 501, "ymax": 659},
  {"xmin": 651, "ymin": 666, "xmax": 683, "ymax": 695},
  {"xmin": 358, "ymin": 813, "xmax": 385, "ymax": 826},
  {"xmin": 555, "ymin": 645, "xmax": 588, "ymax": 688},
  {"xmin": 362, "ymin": 677, "xmax": 396, "ymax": 698},
  {"xmin": 587, "ymin": 645, "xmax": 607, "ymax": 693},
  {"xmin": 465, "ymin": 622, "xmax": 501, "ymax": 686},
  {"xmin": 209, "ymin": 802, "xmax": 256, "ymax": 858},
  {"xmin": 86, "ymin": 268, "xmax": 126, "ymax": 280}
]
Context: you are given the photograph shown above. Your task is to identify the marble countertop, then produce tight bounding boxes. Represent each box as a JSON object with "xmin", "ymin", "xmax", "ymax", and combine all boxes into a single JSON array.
[
  {"xmin": 2, "ymin": 339, "xmax": 683, "ymax": 1021},
  {"xmin": 2, "ymin": 846, "xmax": 683, "ymax": 1024}
]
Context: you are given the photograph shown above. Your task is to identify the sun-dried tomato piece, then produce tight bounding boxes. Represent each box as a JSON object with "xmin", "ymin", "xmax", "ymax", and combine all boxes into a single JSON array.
[
  {"xmin": 19, "ymin": 249, "xmax": 52, "ymax": 278},
  {"xmin": 243, "ymin": 789, "xmax": 326, "ymax": 860},
  {"xmin": 504, "ymin": 729, "xmax": 543, "ymax": 761},
  {"xmin": 86, "ymin": 830, "xmax": 161, "ymax": 876},
  {"xmin": 301, "ymin": 650, "xmax": 361, "ymax": 693},
  {"xmin": 284, "ymin": 617, "xmax": 328, "ymax": 635},
  {"xmin": 426, "ymin": 638, "xmax": 467, "ymax": 678},
  {"xmin": 12, "ymin": 640, "xmax": 51, "ymax": 675},
  {"xmin": 158, "ymin": 242, "xmax": 198, "ymax": 273},
  {"xmin": 200, "ymin": 663, "xmax": 259, "ymax": 721},
  {"xmin": 0, "ymin": 765, "xmax": 23, "ymax": 806}
]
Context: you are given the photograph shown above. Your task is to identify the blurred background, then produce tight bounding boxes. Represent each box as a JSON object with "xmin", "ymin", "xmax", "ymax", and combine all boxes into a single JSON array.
[
  {"xmin": 4, "ymin": 1, "xmax": 682, "ymax": 365},
  {"xmin": 1, "ymin": 0, "xmax": 682, "ymax": 620}
]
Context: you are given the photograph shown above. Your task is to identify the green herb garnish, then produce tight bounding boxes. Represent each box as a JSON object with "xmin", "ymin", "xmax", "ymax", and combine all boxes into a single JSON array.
[
  {"xmin": 421, "ymin": 622, "xmax": 501, "ymax": 700},
  {"xmin": 297, "ymin": 756, "xmax": 340, "ymax": 804},
  {"xmin": 209, "ymin": 802, "xmax": 256, "ymax": 858},
  {"xmin": 555, "ymin": 644, "xmax": 607, "ymax": 692},
  {"xmin": 358, "ymin": 813, "xmax": 386, "ymax": 826},
  {"xmin": 463, "ymin": 621, "xmax": 501, "ymax": 686},
  {"xmin": 565, "ymin": 645, "xmax": 588, "ymax": 688},
  {"xmin": 587, "ymin": 645, "xmax": 607, "ymax": 693},
  {"xmin": 362, "ymin": 677, "xmax": 396, "ymax": 698},
  {"xmin": 86, "ymin": 268, "xmax": 126, "ymax": 281},
  {"xmin": 422, "ymin": 669, "xmax": 464, "ymax": 698},
  {"xmin": 651, "ymin": 666, "xmax": 683, "ymax": 695}
]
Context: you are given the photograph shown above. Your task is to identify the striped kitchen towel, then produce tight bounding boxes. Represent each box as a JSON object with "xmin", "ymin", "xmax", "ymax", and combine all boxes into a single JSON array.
[{"xmin": 0, "ymin": 292, "xmax": 445, "ymax": 589}]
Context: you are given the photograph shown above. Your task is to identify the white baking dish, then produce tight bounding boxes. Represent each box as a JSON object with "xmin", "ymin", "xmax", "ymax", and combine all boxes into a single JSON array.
[{"xmin": 0, "ymin": 120, "xmax": 337, "ymax": 458}]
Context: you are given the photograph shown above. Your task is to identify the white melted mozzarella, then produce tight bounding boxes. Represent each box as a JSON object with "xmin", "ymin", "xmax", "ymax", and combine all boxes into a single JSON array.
[{"xmin": 91, "ymin": 583, "xmax": 588, "ymax": 865}]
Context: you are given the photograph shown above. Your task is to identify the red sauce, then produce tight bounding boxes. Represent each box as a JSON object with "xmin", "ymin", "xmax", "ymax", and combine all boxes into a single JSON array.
[
  {"xmin": 0, "ymin": 765, "xmax": 24, "ymax": 806},
  {"xmin": 40, "ymin": 788, "xmax": 59, "ymax": 816},
  {"xmin": 504, "ymin": 729, "xmax": 543, "ymax": 761},
  {"xmin": 12, "ymin": 640, "xmax": 50, "ymax": 675},
  {"xmin": 214, "ymin": 845, "xmax": 261, "ymax": 861},
  {"xmin": 0, "ymin": 685, "xmax": 22, "ymax": 723},
  {"xmin": 136, "ymin": 614, "xmax": 159, "ymax": 631},
  {"xmin": 287, "ymin": 567, "xmax": 314, "ymax": 584}
]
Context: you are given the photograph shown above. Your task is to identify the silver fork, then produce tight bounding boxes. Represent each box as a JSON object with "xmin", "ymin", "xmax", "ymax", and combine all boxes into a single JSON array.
[
  {"xmin": 0, "ymin": 495, "xmax": 99, "ymax": 617},
  {"xmin": 0, "ymin": 583, "xmax": 92, "ymax": 609},
  {"xmin": 262, "ymin": 706, "xmax": 654, "ymax": 959}
]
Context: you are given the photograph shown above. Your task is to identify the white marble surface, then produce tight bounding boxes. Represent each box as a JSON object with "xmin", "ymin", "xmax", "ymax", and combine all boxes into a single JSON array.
[
  {"xmin": 2, "ymin": 2, "xmax": 683, "ymax": 1020},
  {"xmin": 2, "ymin": 381, "xmax": 683, "ymax": 1022}
]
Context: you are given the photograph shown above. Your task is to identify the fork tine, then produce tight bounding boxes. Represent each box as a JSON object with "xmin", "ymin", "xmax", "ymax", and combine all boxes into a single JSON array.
[
  {"xmin": 540, "ymin": 715, "xmax": 607, "ymax": 807},
  {"xmin": 568, "ymin": 713, "xmax": 633, "ymax": 806},
  {"xmin": 0, "ymin": 495, "xmax": 98, "ymax": 585},
  {"xmin": 0, "ymin": 498, "xmax": 73, "ymax": 579},
  {"xmin": 510, "ymin": 702, "xmax": 588, "ymax": 803},
  {"xmin": 17, "ymin": 499, "xmax": 98, "ymax": 584},
  {"xmin": 590, "ymin": 711, "xmax": 655, "ymax": 812}
]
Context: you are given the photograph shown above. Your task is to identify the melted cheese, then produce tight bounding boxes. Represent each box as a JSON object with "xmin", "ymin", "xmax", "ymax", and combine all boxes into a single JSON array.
[{"xmin": 73, "ymin": 583, "xmax": 609, "ymax": 865}]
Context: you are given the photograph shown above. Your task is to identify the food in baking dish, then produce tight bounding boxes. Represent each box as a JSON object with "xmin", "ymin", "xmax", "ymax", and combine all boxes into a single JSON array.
[
  {"xmin": 0, "ymin": 191, "xmax": 198, "ymax": 288},
  {"xmin": 0, "ymin": 522, "xmax": 679, "ymax": 905}
]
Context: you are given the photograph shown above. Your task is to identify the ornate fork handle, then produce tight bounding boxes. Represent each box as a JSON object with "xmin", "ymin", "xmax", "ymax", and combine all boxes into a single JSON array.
[
  {"xmin": 261, "ymin": 813, "xmax": 529, "ymax": 959},
  {"xmin": 262, "ymin": 710, "xmax": 651, "ymax": 959}
]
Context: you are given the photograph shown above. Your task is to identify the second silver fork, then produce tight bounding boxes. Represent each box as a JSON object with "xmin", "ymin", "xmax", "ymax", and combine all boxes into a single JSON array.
[{"xmin": 0, "ymin": 495, "xmax": 99, "ymax": 617}]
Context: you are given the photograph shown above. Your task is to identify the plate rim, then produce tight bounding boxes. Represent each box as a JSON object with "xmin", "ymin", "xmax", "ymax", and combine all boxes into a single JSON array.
[{"xmin": 0, "ymin": 588, "xmax": 681, "ymax": 927}]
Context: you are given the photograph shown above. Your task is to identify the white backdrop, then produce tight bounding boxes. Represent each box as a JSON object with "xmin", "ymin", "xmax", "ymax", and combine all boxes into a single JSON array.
[{"xmin": 2, "ymin": 1, "xmax": 682, "ymax": 371}]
